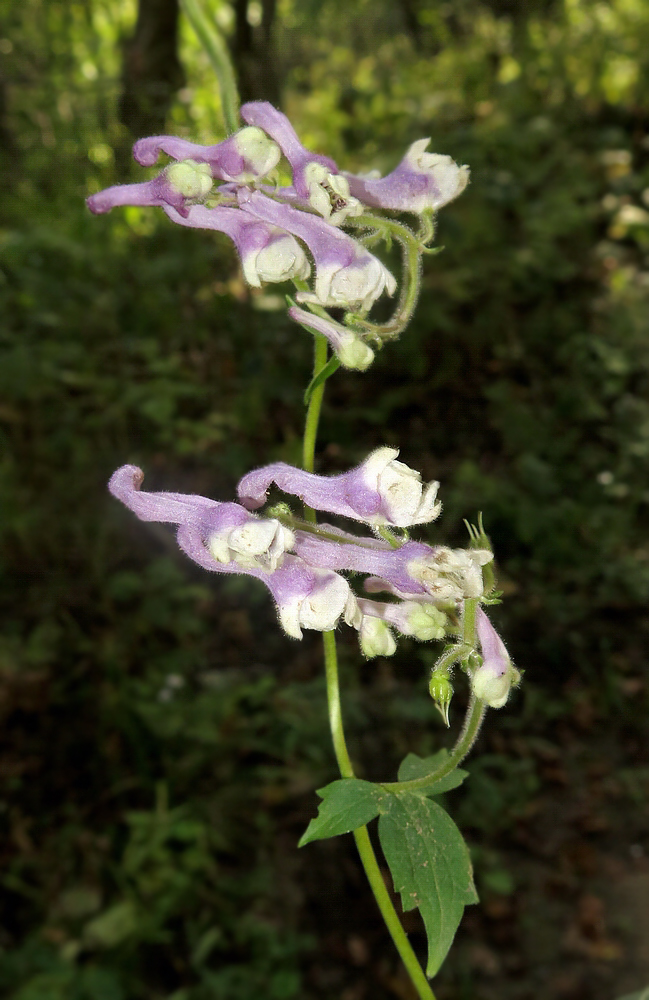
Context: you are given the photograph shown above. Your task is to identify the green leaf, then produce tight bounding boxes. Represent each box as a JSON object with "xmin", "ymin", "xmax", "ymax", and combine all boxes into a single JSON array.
[
  {"xmin": 397, "ymin": 751, "xmax": 468, "ymax": 796},
  {"xmin": 299, "ymin": 779, "xmax": 383, "ymax": 847},
  {"xmin": 616, "ymin": 989, "xmax": 649, "ymax": 1000},
  {"xmin": 378, "ymin": 792, "xmax": 478, "ymax": 976}
]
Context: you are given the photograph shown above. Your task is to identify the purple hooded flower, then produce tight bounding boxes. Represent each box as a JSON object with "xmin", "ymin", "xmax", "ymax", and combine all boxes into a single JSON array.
[
  {"xmin": 293, "ymin": 528, "xmax": 492, "ymax": 604},
  {"xmin": 162, "ymin": 204, "xmax": 310, "ymax": 286},
  {"xmin": 132, "ymin": 125, "xmax": 282, "ymax": 183},
  {"xmin": 472, "ymin": 606, "xmax": 519, "ymax": 708},
  {"xmin": 344, "ymin": 139, "xmax": 470, "ymax": 215},
  {"xmin": 109, "ymin": 465, "xmax": 358, "ymax": 638},
  {"xmin": 288, "ymin": 305, "xmax": 374, "ymax": 371},
  {"xmin": 238, "ymin": 190, "xmax": 396, "ymax": 310},
  {"xmin": 237, "ymin": 446, "xmax": 440, "ymax": 528},
  {"xmin": 239, "ymin": 104, "xmax": 363, "ymax": 225},
  {"xmin": 240, "ymin": 102, "xmax": 336, "ymax": 195}
]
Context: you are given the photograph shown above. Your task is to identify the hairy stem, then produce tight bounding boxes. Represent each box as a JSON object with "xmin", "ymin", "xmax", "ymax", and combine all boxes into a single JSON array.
[
  {"xmin": 346, "ymin": 214, "xmax": 423, "ymax": 341},
  {"xmin": 380, "ymin": 692, "xmax": 486, "ymax": 794},
  {"xmin": 179, "ymin": 0, "xmax": 240, "ymax": 134}
]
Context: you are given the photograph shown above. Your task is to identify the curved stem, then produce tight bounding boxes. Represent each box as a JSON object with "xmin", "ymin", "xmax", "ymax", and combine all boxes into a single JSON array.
[
  {"xmin": 380, "ymin": 692, "xmax": 486, "ymax": 794},
  {"xmin": 179, "ymin": 0, "xmax": 240, "ymax": 134},
  {"xmin": 322, "ymin": 632, "xmax": 436, "ymax": 1000},
  {"xmin": 382, "ymin": 597, "xmax": 487, "ymax": 793},
  {"xmin": 346, "ymin": 214, "xmax": 422, "ymax": 341}
]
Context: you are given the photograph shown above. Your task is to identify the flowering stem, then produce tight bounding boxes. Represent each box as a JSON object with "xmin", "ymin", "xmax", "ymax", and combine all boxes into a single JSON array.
[
  {"xmin": 322, "ymin": 632, "xmax": 437, "ymax": 1000},
  {"xmin": 302, "ymin": 341, "xmax": 435, "ymax": 1000},
  {"xmin": 179, "ymin": 0, "xmax": 240, "ymax": 134}
]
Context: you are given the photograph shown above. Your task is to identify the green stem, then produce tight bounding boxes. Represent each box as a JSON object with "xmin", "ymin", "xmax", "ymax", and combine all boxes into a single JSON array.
[
  {"xmin": 301, "ymin": 333, "xmax": 328, "ymax": 523},
  {"xmin": 179, "ymin": 0, "xmax": 240, "ymax": 134},
  {"xmin": 302, "ymin": 339, "xmax": 434, "ymax": 998},
  {"xmin": 322, "ymin": 632, "xmax": 436, "ymax": 1000}
]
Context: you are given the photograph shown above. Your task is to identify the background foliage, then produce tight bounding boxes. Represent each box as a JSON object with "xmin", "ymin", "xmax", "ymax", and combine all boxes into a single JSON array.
[{"xmin": 1, "ymin": 1, "xmax": 649, "ymax": 997}]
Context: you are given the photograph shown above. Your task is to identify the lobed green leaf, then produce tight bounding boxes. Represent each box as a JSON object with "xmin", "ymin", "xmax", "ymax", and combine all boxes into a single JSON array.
[{"xmin": 378, "ymin": 792, "xmax": 478, "ymax": 977}]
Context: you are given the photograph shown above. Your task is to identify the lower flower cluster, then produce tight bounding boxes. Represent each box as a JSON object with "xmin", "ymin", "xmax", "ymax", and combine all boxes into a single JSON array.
[{"xmin": 109, "ymin": 447, "xmax": 519, "ymax": 709}]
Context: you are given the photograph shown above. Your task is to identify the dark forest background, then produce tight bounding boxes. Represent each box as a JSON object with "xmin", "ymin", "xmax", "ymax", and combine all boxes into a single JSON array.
[{"xmin": 2, "ymin": 1, "xmax": 649, "ymax": 998}]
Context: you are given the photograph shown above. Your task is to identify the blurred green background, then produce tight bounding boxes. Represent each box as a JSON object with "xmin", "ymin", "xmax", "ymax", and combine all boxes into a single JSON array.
[{"xmin": 2, "ymin": 1, "xmax": 649, "ymax": 997}]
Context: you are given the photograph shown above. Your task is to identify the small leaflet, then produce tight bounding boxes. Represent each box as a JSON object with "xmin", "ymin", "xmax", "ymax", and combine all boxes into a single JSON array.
[{"xmin": 298, "ymin": 778, "xmax": 382, "ymax": 847}]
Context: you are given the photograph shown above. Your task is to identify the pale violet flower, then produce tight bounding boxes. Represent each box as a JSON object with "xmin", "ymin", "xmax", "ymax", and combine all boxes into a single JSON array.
[
  {"xmin": 472, "ymin": 607, "xmax": 520, "ymax": 708},
  {"xmin": 293, "ymin": 529, "xmax": 492, "ymax": 606},
  {"xmin": 237, "ymin": 190, "xmax": 396, "ymax": 311},
  {"xmin": 132, "ymin": 125, "xmax": 281, "ymax": 183},
  {"xmin": 288, "ymin": 305, "xmax": 374, "ymax": 371},
  {"xmin": 344, "ymin": 139, "xmax": 470, "ymax": 215},
  {"xmin": 108, "ymin": 465, "xmax": 356, "ymax": 640},
  {"xmin": 237, "ymin": 446, "xmax": 440, "ymax": 529},
  {"xmin": 240, "ymin": 101, "xmax": 338, "ymax": 199},
  {"xmin": 86, "ymin": 165, "xmax": 202, "ymax": 218},
  {"xmin": 161, "ymin": 205, "xmax": 311, "ymax": 287}
]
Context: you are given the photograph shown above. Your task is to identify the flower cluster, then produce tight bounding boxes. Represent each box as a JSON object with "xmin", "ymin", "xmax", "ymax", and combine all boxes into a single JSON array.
[
  {"xmin": 110, "ymin": 447, "xmax": 517, "ymax": 708},
  {"xmin": 87, "ymin": 102, "xmax": 468, "ymax": 370}
]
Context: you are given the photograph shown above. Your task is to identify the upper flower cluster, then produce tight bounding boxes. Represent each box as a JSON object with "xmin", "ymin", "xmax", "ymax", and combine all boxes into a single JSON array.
[
  {"xmin": 109, "ymin": 447, "xmax": 515, "ymax": 708},
  {"xmin": 87, "ymin": 102, "xmax": 468, "ymax": 369}
]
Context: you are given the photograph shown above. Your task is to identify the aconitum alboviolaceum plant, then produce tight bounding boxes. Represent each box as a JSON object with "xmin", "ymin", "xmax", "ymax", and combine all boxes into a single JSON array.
[{"xmin": 88, "ymin": 81, "xmax": 517, "ymax": 997}]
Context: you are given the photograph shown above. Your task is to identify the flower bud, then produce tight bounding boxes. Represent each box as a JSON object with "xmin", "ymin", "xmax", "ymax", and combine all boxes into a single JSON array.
[
  {"xmin": 288, "ymin": 305, "xmax": 374, "ymax": 370},
  {"xmin": 233, "ymin": 125, "xmax": 281, "ymax": 181},
  {"xmin": 406, "ymin": 604, "xmax": 447, "ymax": 641},
  {"xmin": 471, "ymin": 667, "xmax": 512, "ymax": 709},
  {"xmin": 471, "ymin": 606, "xmax": 519, "ymax": 709},
  {"xmin": 165, "ymin": 159, "xmax": 213, "ymax": 198},
  {"xmin": 359, "ymin": 617, "xmax": 397, "ymax": 659},
  {"xmin": 429, "ymin": 674, "xmax": 453, "ymax": 727}
]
